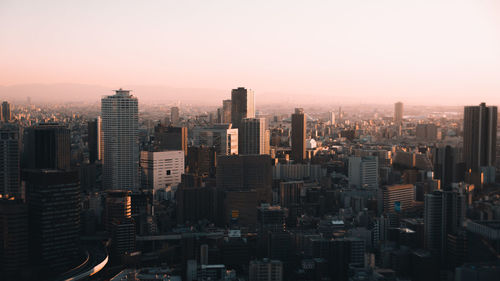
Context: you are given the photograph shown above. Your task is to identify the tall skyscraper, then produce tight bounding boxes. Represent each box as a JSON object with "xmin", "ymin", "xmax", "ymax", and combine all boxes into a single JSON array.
[
  {"xmin": 231, "ymin": 87, "xmax": 255, "ymax": 129},
  {"xmin": 1, "ymin": 101, "xmax": 11, "ymax": 122},
  {"xmin": 25, "ymin": 169, "xmax": 80, "ymax": 273},
  {"xmin": 348, "ymin": 156, "xmax": 379, "ymax": 189},
  {"xmin": 192, "ymin": 124, "xmax": 238, "ymax": 155},
  {"xmin": 88, "ymin": 117, "xmax": 102, "ymax": 163},
  {"xmin": 171, "ymin": 106, "xmax": 180, "ymax": 125},
  {"xmin": 433, "ymin": 145, "xmax": 464, "ymax": 191},
  {"xmin": 394, "ymin": 102, "xmax": 403, "ymax": 123},
  {"xmin": 328, "ymin": 111, "xmax": 335, "ymax": 125},
  {"xmin": 222, "ymin": 99, "xmax": 232, "ymax": 124},
  {"xmin": 0, "ymin": 124, "xmax": 20, "ymax": 198},
  {"xmin": 23, "ymin": 123, "xmax": 71, "ymax": 170},
  {"xmin": 291, "ymin": 108, "xmax": 306, "ymax": 162},
  {"xmin": 241, "ymin": 118, "xmax": 269, "ymax": 155},
  {"xmin": 153, "ymin": 125, "xmax": 188, "ymax": 156},
  {"xmin": 101, "ymin": 89, "xmax": 139, "ymax": 190},
  {"xmin": 463, "ymin": 103, "xmax": 497, "ymax": 185}
]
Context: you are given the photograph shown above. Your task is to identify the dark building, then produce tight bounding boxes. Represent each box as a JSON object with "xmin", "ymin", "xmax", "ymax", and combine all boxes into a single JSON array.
[
  {"xmin": 23, "ymin": 123, "xmax": 71, "ymax": 170},
  {"xmin": 279, "ymin": 181, "xmax": 302, "ymax": 209},
  {"xmin": 222, "ymin": 99, "xmax": 232, "ymax": 124},
  {"xmin": 217, "ymin": 154, "xmax": 272, "ymax": 203},
  {"xmin": 176, "ymin": 174, "xmax": 215, "ymax": 224},
  {"xmin": 230, "ymin": 87, "xmax": 254, "ymax": 129},
  {"xmin": 463, "ymin": 103, "xmax": 497, "ymax": 186},
  {"xmin": 153, "ymin": 124, "xmax": 188, "ymax": 155},
  {"xmin": 25, "ymin": 169, "xmax": 81, "ymax": 273},
  {"xmin": 187, "ymin": 146, "xmax": 217, "ymax": 177},
  {"xmin": 104, "ymin": 190, "xmax": 136, "ymax": 257},
  {"xmin": 105, "ymin": 190, "xmax": 132, "ymax": 231},
  {"xmin": 0, "ymin": 124, "xmax": 21, "ymax": 198},
  {"xmin": 433, "ymin": 145, "xmax": 464, "ymax": 191},
  {"xmin": 0, "ymin": 198, "xmax": 29, "ymax": 279},
  {"xmin": 291, "ymin": 108, "xmax": 306, "ymax": 162},
  {"xmin": 87, "ymin": 117, "xmax": 101, "ymax": 163},
  {"xmin": 1, "ymin": 101, "xmax": 11, "ymax": 122}
]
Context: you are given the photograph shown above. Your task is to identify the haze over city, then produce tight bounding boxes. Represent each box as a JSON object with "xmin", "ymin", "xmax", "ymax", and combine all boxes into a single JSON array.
[{"xmin": 1, "ymin": 0, "xmax": 500, "ymax": 105}]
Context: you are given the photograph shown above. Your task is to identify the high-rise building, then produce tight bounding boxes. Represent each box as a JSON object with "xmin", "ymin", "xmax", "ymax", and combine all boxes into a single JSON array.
[
  {"xmin": 23, "ymin": 123, "xmax": 71, "ymax": 170},
  {"xmin": 104, "ymin": 190, "xmax": 132, "ymax": 230},
  {"xmin": 433, "ymin": 146, "xmax": 464, "ymax": 191},
  {"xmin": 241, "ymin": 118, "xmax": 269, "ymax": 155},
  {"xmin": 291, "ymin": 108, "xmax": 306, "ymax": 162},
  {"xmin": 186, "ymin": 146, "xmax": 217, "ymax": 177},
  {"xmin": 328, "ymin": 111, "xmax": 335, "ymax": 125},
  {"xmin": 0, "ymin": 198, "xmax": 29, "ymax": 278},
  {"xmin": 348, "ymin": 156, "xmax": 379, "ymax": 189},
  {"xmin": 140, "ymin": 150, "xmax": 184, "ymax": 191},
  {"xmin": 171, "ymin": 106, "xmax": 180, "ymax": 125},
  {"xmin": 192, "ymin": 124, "xmax": 238, "ymax": 155},
  {"xmin": 25, "ymin": 169, "xmax": 80, "ymax": 273},
  {"xmin": 231, "ymin": 87, "xmax": 255, "ymax": 129},
  {"xmin": 217, "ymin": 154, "xmax": 272, "ymax": 203},
  {"xmin": 1, "ymin": 101, "xmax": 11, "ymax": 122},
  {"xmin": 463, "ymin": 103, "xmax": 497, "ymax": 185},
  {"xmin": 222, "ymin": 99, "xmax": 232, "ymax": 124},
  {"xmin": 88, "ymin": 117, "xmax": 102, "ymax": 163},
  {"xmin": 279, "ymin": 181, "xmax": 302, "ymax": 209},
  {"xmin": 380, "ymin": 184, "xmax": 415, "ymax": 214},
  {"xmin": 153, "ymin": 124, "xmax": 188, "ymax": 155},
  {"xmin": 394, "ymin": 102, "xmax": 403, "ymax": 123},
  {"xmin": 0, "ymin": 124, "xmax": 20, "ymax": 198},
  {"xmin": 101, "ymin": 89, "xmax": 139, "ymax": 190}
]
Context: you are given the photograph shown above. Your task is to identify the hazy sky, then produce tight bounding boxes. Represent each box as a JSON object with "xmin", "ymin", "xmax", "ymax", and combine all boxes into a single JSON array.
[{"xmin": 1, "ymin": 0, "xmax": 500, "ymax": 105}]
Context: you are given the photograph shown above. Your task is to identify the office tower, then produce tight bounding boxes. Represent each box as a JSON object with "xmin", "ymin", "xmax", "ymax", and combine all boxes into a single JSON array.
[
  {"xmin": 101, "ymin": 89, "xmax": 139, "ymax": 190},
  {"xmin": 0, "ymin": 198, "xmax": 28, "ymax": 278},
  {"xmin": 192, "ymin": 124, "xmax": 238, "ymax": 155},
  {"xmin": 25, "ymin": 169, "xmax": 80, "ymax": 273},
  {"xmin": 249, "ymin": 259, "xmax": 283, "ymax": 281},
  {"xmin": 140, "ymin": 150, "xmax": 184, "ymax": 191},
  {"xmin": 23, "ymin": 123, "xmax": 70, "ymax": 170},
  {"xmin": 463, "ymin": 103, "xmax": 497, "ymax": 185},
  {"xmin": 241, "ymin": 118, "xmax": 268, "ymax": 155},
  {"xmin": 433, "ymin": 146, "xmax": 464, "ymax": 191},
  {"xmin": 231, "ymin": 87, "xmax": 255, "ymax": 129},
  {"xmin": 328, "ymin": 111, "xmax": 335, "ymax": 125},
  {"xmin": 104, "ymin": 190, "xmax": 132, "ymax": 230},
  {"xmin": 217, "ymin": 154, "xmax": 272, "ymax": 203},
  {"xmin": 380, "ymin": 184, "xmax": 415, "ymax": 214},
  {"xmin": 222, "ymin": 99, "xmax": 232, "ymax": 124},
  {"xmin": 153, "ymin": 124, "xmax": 188, "ymax": 155},
  {"xmin": 0, "ymin": 124, "xmax": 20, "ymax": 198},
  {"xmin": 279, "ymin": 181, "xmax": 302, "ymax": 209},
  {"xmin": 348, "ymin": 156, "xmax": 379, "ymax": 189},
  {"xmin": 187, "ymin": 146, "xmax": 217, "ymax": 177},
  {"xmin": 424, "ymin": 190, "xmax": 466, "ymax": 265},
  {"xmin": 291, "ymin": 108, "xmax": 306, "ymax": 162},
  {"xmin": 416, "ymin": 123, "xmax": 438, "ymax": 141},
  {"xmin": 394, "ymin": 102, "xmax": 403, "ymax": 123},
  {"xmin": 105, "ymin": 190, "xmax": 135, "ymax": 257},
  {"xmin": 176, "ymin": 177, "xmax": 214, "ymax": 223},
  {"xmin": 1, "ymin": 101, "xmax": 11, "ymax": 122},
  {"xmin": 171, "ymin": 106, "xmax": 180, "ymax": 125},
  {"xmin": 87, "ymin": 117, "xmax": 102, "ymax": 163}
]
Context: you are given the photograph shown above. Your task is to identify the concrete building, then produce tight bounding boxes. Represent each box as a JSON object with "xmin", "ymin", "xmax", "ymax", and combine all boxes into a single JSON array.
[
  {"xmin": 101, "ymin": 89, "xmax": 139, "ymax": 190},
  {"xmin": 192, "ymin": 124, "xmax": 238, "ymax": 155},
  {"xmin": 380, "ymin": 184, "xmax": 415, "ymax": 214},
  {"xmin": 1, "ymin": 101, "xmax": 11, "ymax": 122},
  {"xmin": 416, "ymin": 123, "xmax": 438, "ymax": 141},
  {"xmin": 394, "ymin": 102, "xmax": 403, "ymax": 123},
  {"xmin": 170, "ymin": 106, "xmax": 180, "ymax": 125},
  {"xmin": 222, "ymin": 99, "xmax": 232, "ymax": 124},
  {"xmin": 291, "ymin": 108, "xmax": 306, "ymax": 162},
  {"xmin": 349, "ymin": 156, "xmax": 379, "ymax": 189},
  {"xmin": 140, "ymin": 150, "xmax": 184, "ymax": 191},
  {"xmin": 249, "ymin": 259, "xmax": 283, "ymax": 281}
]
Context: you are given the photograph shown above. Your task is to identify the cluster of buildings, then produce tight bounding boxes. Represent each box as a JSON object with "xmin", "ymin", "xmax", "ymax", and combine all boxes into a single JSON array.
[{"xmin": 1, "ymin": 92, "xmax": 500, "ymax": 281}]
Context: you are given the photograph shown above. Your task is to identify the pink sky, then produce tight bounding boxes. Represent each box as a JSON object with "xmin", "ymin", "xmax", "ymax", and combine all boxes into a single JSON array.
[{"xmin": 1, "ymin": 0, "xmax": 500, "ymax": 105}]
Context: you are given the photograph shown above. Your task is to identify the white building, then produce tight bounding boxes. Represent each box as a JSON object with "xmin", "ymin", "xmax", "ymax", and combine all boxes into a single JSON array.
[
  {"xmin": 349, "ymin": 156, "xmax": 378, "ymax": 189},
  {"xmin": 140, "ymin": 150, "xmax": 184, "ymax": 192},
  {"xmin": 101, "ymin": 89, "xmax": 139, "ymax": 190},
  {"xmin": 192, "ymin": 124, "xmax": 238, "ymax": 155}
]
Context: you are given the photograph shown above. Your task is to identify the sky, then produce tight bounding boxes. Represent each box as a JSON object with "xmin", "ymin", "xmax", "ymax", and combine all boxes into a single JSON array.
[{"xmin": 1, "ymin": 0, "xmax": 500, "ymax": 105}]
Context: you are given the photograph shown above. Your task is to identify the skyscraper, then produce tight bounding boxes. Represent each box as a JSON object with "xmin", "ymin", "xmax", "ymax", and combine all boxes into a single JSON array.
[
  {"xmin": 463, "ymin": 103, "xmax": 497, "ymax": 185},
  {"xmin": 153, "ymin": 124, "xmax": 188, "ymax": 155},
  {"xmin": 171, "ymin": 106, "xmax": 180, "ymax": 125},
  {"xmin": 192, "ymin": 124, "xmax": 238, "ymax": 155},
  {"xmin": 101, "ymin": 89, "xmax": 139, "ymax": 190},
  {"xmin": 222, "ymin": 99, "xmax": 232, "ymax": 124},
  {"xmin": 328, "ymin": 111, "xmax": 335, "ymax": 125},
  {"xmin": 291, "ymin": 108, "xmax": 306, "ymax": 162},
  {"xmin": 433, "ymin": 145, "xmax": 464, "ymax": 191},
  {"xmin": 241, "ymin": 118, "xmax": 269, "ymax": 155},
  {"xmin": 0, "ymin": 124, "xmax": 20, "ymax": 198},
  {"xmin": 23, "ymin": 123, "xmax": 71, "ymax": 170},
  {"xmin": 1, "ymin": 101, "xmax": 11, "ymax": 122},
  {"xmin": 394, "ymin": 102, "xmax": 403, "ymax": 123},
  {"xmin": 88, "ymin": 117, "xmax": 102, "ymax": 163},
  {"xmin": 231, "ymin": 87, "xmax": 255, "ymax": 129},
  {"xmin": 25, "ymin": 169, "xmax": 81, "ymax": 273}
]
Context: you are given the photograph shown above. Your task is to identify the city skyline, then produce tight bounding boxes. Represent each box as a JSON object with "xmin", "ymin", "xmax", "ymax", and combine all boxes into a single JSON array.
[{"xmin": 1, "ymin": 0, "xmax": 500, "ymax": 105}]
